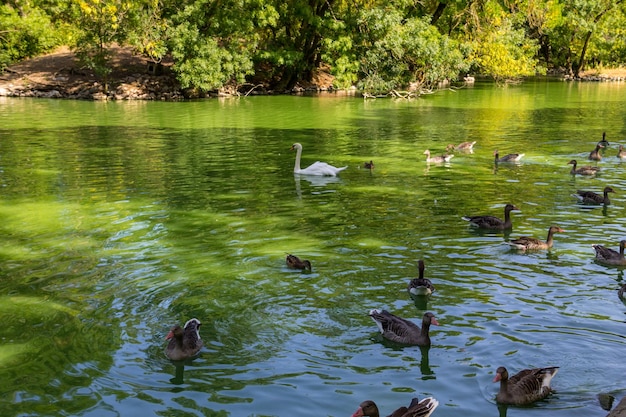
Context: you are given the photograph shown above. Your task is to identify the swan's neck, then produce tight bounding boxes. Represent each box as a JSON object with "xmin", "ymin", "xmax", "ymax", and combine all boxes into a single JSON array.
[{"xmin": 294, "ymin": 147, "xmax": 302, "ymax": 172}]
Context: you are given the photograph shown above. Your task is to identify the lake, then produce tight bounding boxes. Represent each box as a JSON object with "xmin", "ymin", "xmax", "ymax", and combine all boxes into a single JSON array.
[{"xmin": 1, "ymin": 79, "xmax": 625, "ymax": 417}]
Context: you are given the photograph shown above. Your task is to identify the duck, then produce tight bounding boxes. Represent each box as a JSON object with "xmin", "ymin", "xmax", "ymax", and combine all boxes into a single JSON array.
[
  {"xmin": 423, "ymin": 149, "xmax": 453, "ymax": 163},
  {"xmin": 505, "ymin": 226, "xmax": 565, "ymax": 251},
  {"xmin": 290, "ymin": 143, "xmax": 347, "ymax": 176},
  {"xmin": 364, "ymin": 160, "xmax": 375, "ymax": 170},
  {"xmin": 165, "ymin": 318, "xmax": 203, "ymax": 361},
  {"xmin": 572, "ymin": 186, "xmax": 615, "ymax": 205},
  {"xmin": 369, "ymin": 310, "xmax": 439, "ymax": 346},
  {"xmin": 407, "ymin": 260, "xmax": 435, "ymax": 296},
  {"xmin": 493, "ymin": 366, "xmax": 559, "ymax": 406},
  {"xmin": 589, "ymin": 143, "xmax": 604, "ymax": 161},
  {"xmin": 462, "ymin": 204, "xmax": 519, "ymax": 230},
  {"xmin": 446, "ymin": 141, "xmax": 476, "ymax": 152},
  {"xmin": 568, "ymin": 159, "xmax": 599, "ymax": 176},
  {"xmin": 592, "ymin": 240, "xmax": 626, "ymax": 266},
  {"xmin": 351, "ymin": 397, "xmax": 439, "ymax": 417},
  {"xmin": 286, "ymin": 254, "xmax": 312, "ymax": 271},
  {"xmin": 618, "ymin": 145, "xmax": 626, "ymax": 159},
  {"xmin": 494, "ymin": 150, "xmax": 524, "ymax": 163}
]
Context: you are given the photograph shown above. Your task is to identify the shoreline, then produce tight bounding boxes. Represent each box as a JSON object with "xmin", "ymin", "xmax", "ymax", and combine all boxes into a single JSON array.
[{"xmin": 1, "ymin": 47, "xmax": 625, "ymax": 101}]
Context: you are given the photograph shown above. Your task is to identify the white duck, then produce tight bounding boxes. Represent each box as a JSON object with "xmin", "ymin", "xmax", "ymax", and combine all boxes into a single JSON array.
[{"xmin": 290, "ymin": 143, "xmax": 347, "ymax": 176}]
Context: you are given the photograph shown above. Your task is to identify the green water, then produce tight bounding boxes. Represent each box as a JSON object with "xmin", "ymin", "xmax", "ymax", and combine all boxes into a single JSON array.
[{"xmin": 1, "ymin": 80, "xmax": 625, "ymax": 417}]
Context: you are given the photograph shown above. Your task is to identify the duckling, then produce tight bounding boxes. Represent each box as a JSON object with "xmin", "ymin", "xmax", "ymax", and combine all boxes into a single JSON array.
[
  {"xmin": 286, "ymin": 254, "xmax": 312, "ymax": 271},
  {"xmin": 568, "ymin": 159, "xmax": 599, "ymax": 176},
  {"xmin": 494, "ymin": 150, "xmax": 524, "ymax": 163},
  {"xmin": 423, "ymin": 149, "xmax": 453, "ymax": 163},
  {"xmin": 505, "ymin": 226, "xmax": 565, "ymax": 251},
  {"xmin": 617, "ymin": 145, "xmax": 626, "ymax": 159},
  {"xmin": 589, "ymin": 143, "xmax": 604, "ymax": 161},
  {"xmin": 573, "ymin": 186, "xmax": 615, "ymax": 205}
]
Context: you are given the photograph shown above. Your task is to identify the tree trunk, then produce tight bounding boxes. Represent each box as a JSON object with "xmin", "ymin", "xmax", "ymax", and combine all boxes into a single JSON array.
[
  {"xmin": 575, "ymin": 30, "xmax": 593, "ymax": 77},
  {"xmin": 430, "ymin": 2, "xmax": 447, "ymax": 25}
]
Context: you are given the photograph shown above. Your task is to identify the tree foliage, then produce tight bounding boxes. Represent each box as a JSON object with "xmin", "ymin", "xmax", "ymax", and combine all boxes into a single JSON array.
[
  {"xmin": 0, "ymin": 3, "xmax": 59, "ymax": 70},
  {"xmin": 2, "ymin": 0, "xmax": 626, "ymax": 92}
]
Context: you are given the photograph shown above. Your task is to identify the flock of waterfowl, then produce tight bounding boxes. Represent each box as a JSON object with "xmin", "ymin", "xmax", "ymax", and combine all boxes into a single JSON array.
[{"xmin": 164, "ymin": 138, "xmax": 625, "ymax": 416}]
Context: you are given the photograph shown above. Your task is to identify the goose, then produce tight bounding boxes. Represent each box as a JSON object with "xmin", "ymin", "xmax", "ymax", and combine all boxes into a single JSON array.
[
  {"xmin": 446, "ymin": 141, "xmax": 476, "ymax": 152},
  {"xmin": 592, "ymin": 240, "xmax": 626, "ymax": 266},
  {"xmin": 290, "ymin": 143, "xmax": 347, "ymax": 176},
  {"xmin": 572, "ymin": 186, "xmax": 615, "ymax": 205},
  {"xmin": 589, "ymin": 143, "xmax": 604, "ymax": 161},
  {"xmin": 364, "ymin": 160, "xmax": 375, "ymax": 170},
  {"xmin": 618, "ymin": 145, "xmax": 626, "ymax": 159},
  {"xmin": 598, "ymin": 131, "xmax": 610, "ymax": 148},
  {"xmin": 505, "ymin": 226, "xmax": 565, "ymax": 251},
  {"xmin": 286, "ymin": 254, "xmax": 312, "ymax": 271},
  {"xmin": 494, "ymin": 150, "xmax": 524, "ymax": 163},
  {"xmin": 462, "ymin": 204, "xmax": 519, "ymax": 230},
  {"xmin": 165, "ymin": 318, "xmax": 203, "ymax": 361},
  {"xmin": 493, "ymin": 366, "xmax": 559, "ymax": 406},
  {"xmin": 423, "ymin": 149, "xmax": 453, "ymax": 163},
  {"xmin": 568, "ymin": 159, "xmax": 599, "ymax": 176},
  {"xmin": 351, "ymin": 397, "xmax": 439, "ymax": 417},
  {"xmin": 369, "ymin": 310, "xmax": 439, "ymax": 346},
  {"xmin": 407, "ymin": 260, "xmax": 435, "ymax": 296}
]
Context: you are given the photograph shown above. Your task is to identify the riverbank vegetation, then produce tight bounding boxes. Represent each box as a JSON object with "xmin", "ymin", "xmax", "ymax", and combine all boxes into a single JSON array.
[{"xmin": 1, "ymin": 0, "xmax": 625, "ymax": 94}]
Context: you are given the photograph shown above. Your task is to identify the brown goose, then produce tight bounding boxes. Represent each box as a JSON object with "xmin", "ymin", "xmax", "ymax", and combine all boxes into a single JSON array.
[
  {"xmin": 407, "ymin": 260, "xmax": 435, "ymax": 296},
  {"xmin": 446, "ymin": 141, "xmax": 476, "ymax": 152},
  {"xmin": 589, "ymin": 143, "xmax": 604, "ymax": 161},
  {"xmin": 505, "ymin": 226, "xmax": 565, "ymax": 251},
  {"xmin": 364, "ymin": 160, "xmax": 375, "ymax": 170},
  {"xmin": 165, "ymin": 318, "xmax": 203, "ymax": 361},
  {"xmin": 423, "ymin": 149, "xmax": 453, "ymax": 163},
  {"xmin": 286, "ymin": 254, "xmax": 312, "ymax": 271},
  {"xmin": 493, "ymin": 366, "xmax": 559, "ymax": 406},
  {"xmin": 573, "ymin": 186, "xmax": 615, "ymax": 205},
  {"xmin": 369, "ymin": 310, "xmax": 439, "ymax": 346},
  {"xmin": 462, "ymin": 204, "xmax": 519, "ymax": 230},
  {"xmin": 494, "ymin": 150, "xmax": 524, "ymax": 163},
  {"xmin": 618, "ymin": 145, "xmax": 626, "ymax": 159},
  {"xmin": 592, "ymin": 240, "xmax": 626, "ymax": 266},
  {"xmin": 568, "ymin": 159, "xmax": 599, "ymax": 176},
  {"xmin": 351, "ymin": 397, "xmax": 439, "ymax": 417}
]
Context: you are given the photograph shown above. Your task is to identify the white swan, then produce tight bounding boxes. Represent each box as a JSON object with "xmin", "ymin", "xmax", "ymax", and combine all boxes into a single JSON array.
[{"xmin": 290, "ymin": 143, "xmax": 347, "ymax": 176}]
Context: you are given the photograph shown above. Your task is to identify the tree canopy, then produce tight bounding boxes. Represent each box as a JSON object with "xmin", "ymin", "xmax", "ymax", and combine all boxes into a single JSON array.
[{"xmin": 2, "ymin": 0, "xmax": 625, "ymax": 93}]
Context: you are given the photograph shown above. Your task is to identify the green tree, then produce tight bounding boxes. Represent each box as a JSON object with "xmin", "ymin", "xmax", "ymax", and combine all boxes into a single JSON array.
[
  {"xmin": 71, "ymin": 0, "xmax": 136, "ymax": 89},
  {"xmin": 164, "ymin": 0, "xmax": 265, "ymax": 93},
  {"xmin": 349, "ymin": 7, "xmax": 469, "ymax": 93},
  {"xmin": 0, "ymin": 3, "xmax": 59, "ymax": 70}
]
